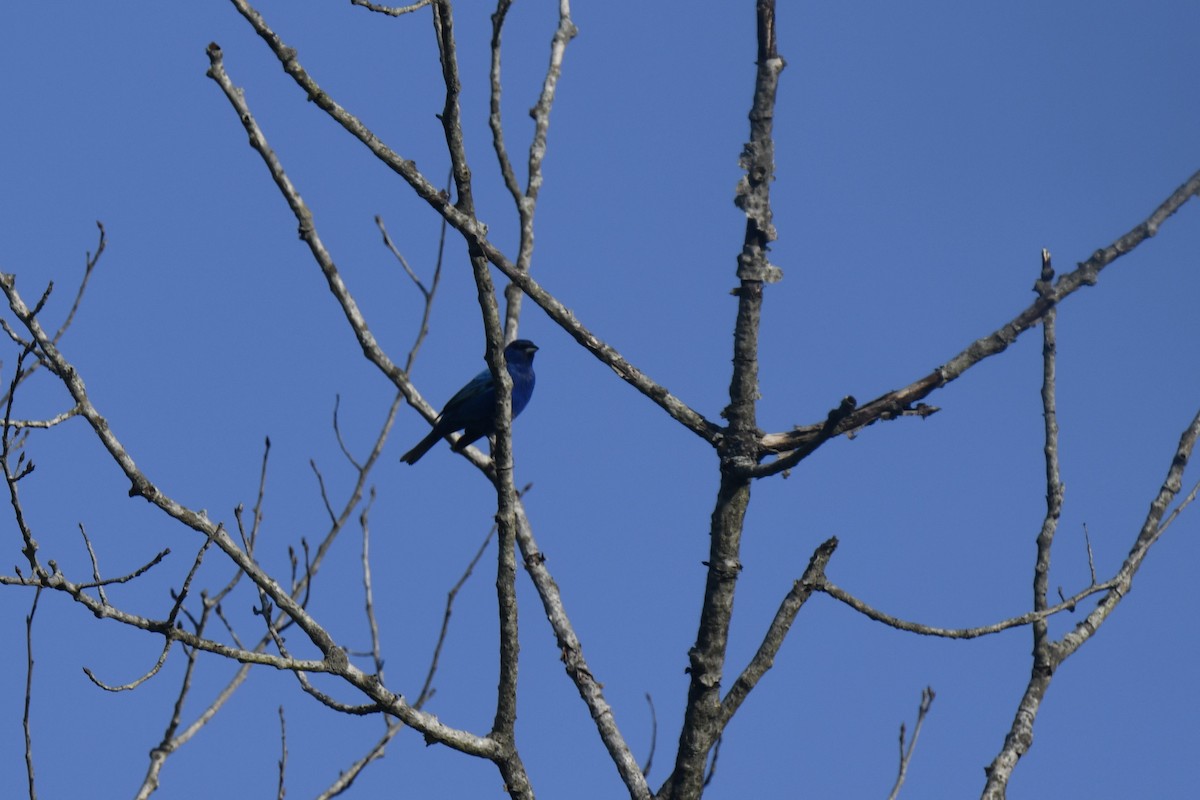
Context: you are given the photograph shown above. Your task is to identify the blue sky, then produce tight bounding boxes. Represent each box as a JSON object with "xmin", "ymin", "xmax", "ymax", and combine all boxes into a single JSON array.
[{"xmin": 1, "ymin": 2, "xmax": 1198, "ymax": 798}]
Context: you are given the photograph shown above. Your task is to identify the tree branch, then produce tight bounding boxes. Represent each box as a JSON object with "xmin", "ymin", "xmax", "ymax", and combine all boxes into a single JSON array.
[
  {"xmin": 982, "ymin": 404, "xmax": 1200, "ymax": 796},
  {"xmin": 718, "ymin": 537, "xmax": 836, "ymax": 729},
  {"xmin": 23, "ymin": 586, "xmax": 40, "ymax": 800},
  {"xmin": 513, "ymin": 502, "xmax": 651, "ymax": 799},
  {"xmin": 757, "ymin": 168, "xmax": 1200, "ymax": 475},
  {"xmin": 222, "ymin": 0, "xmax": 721, "ymax": 445},
  {"xmin": 0, "ymin": 271, "xmax": 499, "ymax": 758},
  {"xmin": 489, "ymin": 0, "xmax": 578, "ymax": 339},
  {"xmin": 887, "ymin": 687, "xmax": 935, "ymax": 800},
  {"xmin": 663, "ymin": 4, "xmax": 785, "ymax": 797}
]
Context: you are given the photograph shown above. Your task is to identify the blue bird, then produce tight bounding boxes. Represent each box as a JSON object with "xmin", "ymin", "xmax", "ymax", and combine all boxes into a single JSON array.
[{"xmin": 400, "ymin": 339, "xmax": 538, "ymax": 464}]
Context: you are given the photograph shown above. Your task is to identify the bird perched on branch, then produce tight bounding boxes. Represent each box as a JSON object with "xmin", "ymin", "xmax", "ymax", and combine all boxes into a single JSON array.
[{"xmin": 400, "ymin": 339, "xmax": 539, "ymax": 465}]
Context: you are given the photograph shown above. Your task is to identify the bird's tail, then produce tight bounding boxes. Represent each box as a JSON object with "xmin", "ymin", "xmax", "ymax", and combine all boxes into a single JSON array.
[{"xmin": 400, "ymin": 429, "xmax": 443, "ymax": 465}]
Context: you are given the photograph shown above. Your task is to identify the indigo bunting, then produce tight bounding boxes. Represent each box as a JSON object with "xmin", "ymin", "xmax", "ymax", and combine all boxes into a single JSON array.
[{"xmin": 400, "ymin": 339, "xmax": 538, "ymax": 464}]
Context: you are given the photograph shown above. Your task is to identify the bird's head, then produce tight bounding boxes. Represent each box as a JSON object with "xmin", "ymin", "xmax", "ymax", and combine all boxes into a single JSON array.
[{"xmin": 505, "ymin": 339, "xmax": 539, "ymax": 361}]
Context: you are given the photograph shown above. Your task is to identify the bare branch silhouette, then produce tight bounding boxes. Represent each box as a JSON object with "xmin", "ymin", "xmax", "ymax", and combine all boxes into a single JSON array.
[
  {"xmin": 221, "ymin": 0, "xmax": 722, "ymax": 445},
  {"xmin": 350, "ymin": 0, "xmax": 432, "ymax": 17},
  {"xmin": 887, "ymin": 687, "xmax": 935, "ymax": 800},
  {"xmin": 982, "ymin": 406, "xmax": 1200, "ymax": 796},
  {"xmin": 23, "ymin": 586, "xmax": 40, "ymax": 800},
  {"xmin": 0, "ymin": 222, "xmax": 104, "ymax": 412},
  {"xmin": 1, "ymin": 4, "xmax": 1194, "ymax": 800},
  {"xmin": 642, "ymin": 694, "xmax": 658, "ymax": 779},
  {"xmin": 276, "ymin": 706, "xmax": 288, "ymax": 800}
]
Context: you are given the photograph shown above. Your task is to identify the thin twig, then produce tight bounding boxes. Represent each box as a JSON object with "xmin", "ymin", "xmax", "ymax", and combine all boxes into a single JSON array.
[
  {"xmin": 350, "ymin": 0, "xmax": 432, "ymax": 16},
  {"xmin": 1023, "ymin": 248, "xmax": 1064, "ymax": 762},
  {"xmin": 376, "ymin": 216, "xmax": 427, "ymax": 293},
  {"xmin": 488, "ymin": 0, "xmax": 521, "ymax": 203},
  {"xmin": 1082, "ymin": 523, "xmax": 1097, "ymax": 585},
  {"xmin": 360, "ymin": 489, "xmax": 385, "ymax": 683},
  {"xmin": 52, "ymin": 221, "xmax": 105, "ymax": 344},
  {"xmin": 3, "ymin": 345, "xmax": 43, "ymax": 575},
  {"xmin": 5, "ymin": 406, "xmax": 81, "ymax": 429},
  {"xmin": 277, "ymin": 706, "xmax": 287, "ymax": 800},
  {"xmin": 1033, "ymin": 247, "xmax": 1064, "ymax": 621},
  {"xmin": 0, "ymin": 223, "xmax": 104, "ymax": 410},
  {"xmin": 1155, "ymin": 477, "xmax": 1200, "ymax": 537},
  {"xmin": 374, "ymin": 176, "xmax": 448, "ymax": 376},
  {"xmin": 815, "ymin": 576, "xmax": 1116, "ymax": 639},
  {"xmin": 641, "ymin": 693, "xmax": 657, "ymax": 779},
  {"xmin": 490, "ymin": 0, "xmax": 577, "ymax": 339},
  {"xmin": 887, "ymin": 687, "xmax": 935, "ymax": 800},
  {"xmin": 702, "ymin": 735, "xmax": 722, "ymax": 789},
  {"xmin": 76, "ymin": 547, "xmax": 170, "ymax": 591},
  {"xmin": 331, "ymin": 396, "xmax": 362, "ymax": 471},
  {"xmin": 136, "ymin": 603, "xmax": 250, "ymax": 800},
  {"xmin": 314, "ymin": 724, "xmax": 403, "ymax": 800},
  {"xmin": 24, "ymin": 585, "xmax": 41, "ymax": 800},
  {"xmin": 250, "ymin": 436, "xmax": 271, "ymax": 553},
  {"xmin": 416, "ymin": 486, "xmax": 526, "ymax": 707},
  {"xmin": 83, "ymin": 640, "xmax": 173, "ymax": 692},
  {"xmin": 78, "ymin": 523, "xmax": 108, "ymax": 606}
]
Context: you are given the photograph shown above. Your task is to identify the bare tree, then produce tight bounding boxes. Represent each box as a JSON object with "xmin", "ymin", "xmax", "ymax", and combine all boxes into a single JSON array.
[{"xmin": 2, "ymin": 2, "xmax": 1197, "ymax": 799}]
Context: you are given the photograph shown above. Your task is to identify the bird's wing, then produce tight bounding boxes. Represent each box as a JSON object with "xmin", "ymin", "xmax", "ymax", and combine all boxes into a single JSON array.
[{"xmin": 441, "ymin": 368, "xmax": 494, "ymax": 416}]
